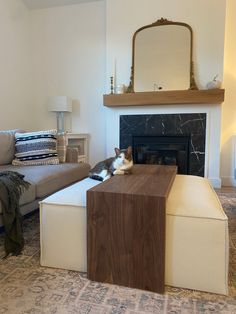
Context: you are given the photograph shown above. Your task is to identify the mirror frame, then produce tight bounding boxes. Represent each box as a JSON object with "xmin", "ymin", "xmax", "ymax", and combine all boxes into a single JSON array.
[{"xmin": 127, "ymin": 18, "xmax": 198, "ymax": 93}]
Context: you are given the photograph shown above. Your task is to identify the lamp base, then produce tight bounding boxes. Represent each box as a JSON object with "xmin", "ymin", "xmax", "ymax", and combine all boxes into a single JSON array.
[{"xmin": 57, "ymin": 112, "xmax": 65, "ymax": 133}]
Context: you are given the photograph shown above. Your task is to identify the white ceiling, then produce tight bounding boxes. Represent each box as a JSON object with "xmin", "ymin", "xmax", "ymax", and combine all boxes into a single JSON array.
[{"xmin": 22, "ymin": 0, "xmax": 102, "ymax": 10}]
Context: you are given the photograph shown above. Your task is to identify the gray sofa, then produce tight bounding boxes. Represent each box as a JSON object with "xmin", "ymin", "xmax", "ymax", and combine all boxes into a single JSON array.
[{"xmin": 0, "ymin": 130, "xmax": 90, "ymax": 227}]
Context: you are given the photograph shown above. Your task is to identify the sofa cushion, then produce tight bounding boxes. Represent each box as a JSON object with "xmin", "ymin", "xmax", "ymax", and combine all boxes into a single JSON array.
[
  {"xmin": 0, "ymin": 163, "xmax": 90, "ymax": 199},
  {"xmin": 0, "ymin": 129, "xmax": 24, "ymax": 165},
  {"xmin": 12, "ymin": 130, "xmax": 59, "ymax": 166}
]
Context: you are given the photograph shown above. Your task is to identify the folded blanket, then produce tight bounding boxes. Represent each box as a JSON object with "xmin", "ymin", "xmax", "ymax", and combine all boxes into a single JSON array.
[{"xmin": 0, "ymin": 171, "xmax": 30, "ymax": 256}]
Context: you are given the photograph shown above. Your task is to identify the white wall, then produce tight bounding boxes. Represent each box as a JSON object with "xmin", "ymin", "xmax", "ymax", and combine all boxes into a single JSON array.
[
  {"xmin": 31, "ymin": 1, "xmax": 106, "ymax": 165},
  {"xmin": 221, "ymin": 0, "xmax": 236, "ymax": 186},
  {"xmin": 105, "ymin": 0, "xmax": 226, "ymax": 187},
  {"xmin": 0, "ymin": 0, "xmax": 33, "ymax": 130},
  {"xmin": 1, "ymin": 0, "xmax": 229, "ymax": 180},
  {"xmin": 106, "ymin": 0, "xmax": 226, "ymax": 92}
]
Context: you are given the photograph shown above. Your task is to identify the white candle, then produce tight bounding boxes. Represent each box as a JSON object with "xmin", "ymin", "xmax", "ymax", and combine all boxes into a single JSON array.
[{"xmin": 113, "ymin": 57, "xmax": 117, "ymax": 93}]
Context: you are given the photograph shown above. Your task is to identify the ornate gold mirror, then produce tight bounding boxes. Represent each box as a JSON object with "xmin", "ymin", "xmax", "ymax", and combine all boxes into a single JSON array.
[{"xmin": 127, "ymin": 18, "xmax": 198, "ymax": 92}]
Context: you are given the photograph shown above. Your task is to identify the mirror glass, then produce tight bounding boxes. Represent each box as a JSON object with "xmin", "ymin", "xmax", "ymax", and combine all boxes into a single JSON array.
[{"xmin": 130, "ymin": 19, "xmax": 197, "ymax": 92}]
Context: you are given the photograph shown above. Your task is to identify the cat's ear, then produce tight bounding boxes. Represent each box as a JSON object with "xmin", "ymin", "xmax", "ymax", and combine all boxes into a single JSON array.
[
  {"xmin": 115, "ymin": 148, "xmax": 120, "ymax": 155},
  {"xmin": 127, "ymin": 146, "xmax": 132, "ymax": 155}
]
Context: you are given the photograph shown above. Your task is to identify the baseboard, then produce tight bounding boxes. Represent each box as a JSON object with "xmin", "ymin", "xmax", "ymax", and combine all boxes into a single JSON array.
[
  {"xmin": 208, "ymin": 177, "xmax": 222, "ymax": 188},
  {"xmin": 221, "ymin": 176, "xmax": 236, "ymax": 187}
]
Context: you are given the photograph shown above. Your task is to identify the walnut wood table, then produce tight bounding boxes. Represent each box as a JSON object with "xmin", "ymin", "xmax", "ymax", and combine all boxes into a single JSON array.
[{"xmin": 87, "ymin": 164, "xmax": 177, "ymax": 293}]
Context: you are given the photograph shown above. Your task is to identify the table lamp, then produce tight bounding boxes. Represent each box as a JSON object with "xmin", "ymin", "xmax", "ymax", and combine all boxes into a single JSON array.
[{"xmin": 48, "ymin": 96, "xmax": 72, "ymax": 133}]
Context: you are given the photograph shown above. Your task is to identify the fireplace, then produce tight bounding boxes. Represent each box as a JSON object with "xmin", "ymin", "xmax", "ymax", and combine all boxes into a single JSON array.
[
  {"xmin": 133, "ymin": 135, "xmax": 190, "ymax": 174},
  {"xmin": 120, "ymin": 113, "xmax": 206, "ymax": 177}
]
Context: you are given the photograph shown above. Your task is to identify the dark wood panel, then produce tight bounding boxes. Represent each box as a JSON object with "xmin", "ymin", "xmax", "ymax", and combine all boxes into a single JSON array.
[
  {"xmin": 87, "ymin": 192, "xmax": 166, "ymax": 292},
  {"xmin": 90, "ymin": 165, "xmax": 177, "ymax": 197},
  {"xmin": 87, "ymin": 165, "xmax": 177, "ymax": 293}
]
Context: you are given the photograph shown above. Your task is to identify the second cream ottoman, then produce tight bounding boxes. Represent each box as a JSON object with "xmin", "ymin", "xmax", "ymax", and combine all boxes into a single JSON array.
[
  {"xmin": 40, "ymin": 178, "xmax": 100, "ymax": 272},
  {"xmin": 166, "ymin": 175, "xmax": 229, "ymax": 295}
]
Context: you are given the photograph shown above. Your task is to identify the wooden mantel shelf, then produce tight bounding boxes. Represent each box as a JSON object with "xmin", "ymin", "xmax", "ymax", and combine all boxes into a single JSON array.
[{"xmin": 103, "ymin": 89, "xmax": 225, "ymax": 107}]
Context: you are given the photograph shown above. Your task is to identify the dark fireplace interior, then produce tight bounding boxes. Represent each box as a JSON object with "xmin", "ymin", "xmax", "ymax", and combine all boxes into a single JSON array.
[
  {"xmin": 120, "ymin": 113, "xmax": 206, "ymax": 177},
  {"xmin": 133, "ymin": 135, "xmax": 190, "ymax": 174}
]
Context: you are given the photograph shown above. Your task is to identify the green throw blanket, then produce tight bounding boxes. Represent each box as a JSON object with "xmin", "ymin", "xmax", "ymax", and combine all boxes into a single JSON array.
[{"xmin": 0, "ymin": 171, "xmax": 30, "ymax": 256}]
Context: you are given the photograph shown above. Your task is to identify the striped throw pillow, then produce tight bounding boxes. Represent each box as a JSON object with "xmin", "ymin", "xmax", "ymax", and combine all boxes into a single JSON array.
[{"xmin": 12, "ymin": 130, "xmax": 59, "ymax": 166}]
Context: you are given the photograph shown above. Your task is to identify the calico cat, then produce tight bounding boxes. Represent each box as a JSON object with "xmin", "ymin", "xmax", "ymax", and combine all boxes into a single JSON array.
[{"xmin": 89, "ymin": 146, "xmax": 133, "ymax": 181}]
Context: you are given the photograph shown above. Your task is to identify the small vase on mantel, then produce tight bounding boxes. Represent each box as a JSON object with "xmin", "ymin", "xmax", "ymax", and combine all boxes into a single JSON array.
[
  {"xmin": 116, "ymin": 84, "xmax": 126, "ymax": 94},
  {"xmin": 206, "ymin": 75, "xmax": 222, "ymax": 89}
]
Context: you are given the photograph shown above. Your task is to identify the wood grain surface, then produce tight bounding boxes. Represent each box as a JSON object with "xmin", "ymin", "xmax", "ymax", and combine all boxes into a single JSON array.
[
  {"xmin": 103, "ymin": 89, "xmax": 225, "ymax": 107},
  {"xmin": 87, "ymin": 165, "xmax": 177, "ymax": 293}
]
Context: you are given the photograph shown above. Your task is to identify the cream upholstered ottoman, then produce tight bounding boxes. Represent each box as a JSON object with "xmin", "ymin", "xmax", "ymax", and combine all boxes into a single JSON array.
[
  {"xmin": 40, "ymin": 174, "xmax": 229, "ymax": 295},
  {"xmin": 40, "ymin": 178, "xmax": 100, "ymax": 272},
  {"xmin": 166, "ymin": 175, "xmax": 229, "ymax": 295}
]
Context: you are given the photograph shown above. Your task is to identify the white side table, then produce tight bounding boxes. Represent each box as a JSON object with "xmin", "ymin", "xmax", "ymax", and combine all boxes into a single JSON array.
[{"xmin": 66, "ymin": 133, "xmax": 89, "ymax": 163}]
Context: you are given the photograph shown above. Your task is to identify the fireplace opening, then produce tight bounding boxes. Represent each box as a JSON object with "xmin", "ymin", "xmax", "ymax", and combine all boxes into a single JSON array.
[
  {"xmin": 133, "ymin": 135, "xmax": 191, "ymax": 174},
  {"xmin": 120, "ymin": 114, "xmax": 206, "ymax": 176}
]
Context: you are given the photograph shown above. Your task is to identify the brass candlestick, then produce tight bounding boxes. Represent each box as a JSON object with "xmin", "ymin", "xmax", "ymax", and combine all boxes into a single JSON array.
[{"xmin": 110, "ymin": 76, "xmax": 114, "ymax": 94}]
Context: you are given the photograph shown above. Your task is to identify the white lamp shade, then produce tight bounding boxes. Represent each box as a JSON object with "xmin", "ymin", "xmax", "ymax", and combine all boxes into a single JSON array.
[{"xmin": 48, "ymin": 96, "xmax": 72, "ymax": 112}]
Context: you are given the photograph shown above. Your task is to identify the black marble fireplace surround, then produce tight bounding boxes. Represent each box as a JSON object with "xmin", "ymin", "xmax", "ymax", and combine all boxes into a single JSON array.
[{"xmin": 120, "ymin": 113, "xmax": 206, "ymax": 176}]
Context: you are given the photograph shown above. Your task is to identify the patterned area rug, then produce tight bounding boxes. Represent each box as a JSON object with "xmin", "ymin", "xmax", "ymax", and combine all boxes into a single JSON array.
[{"xmin": 0, "ymin": 193, "xmax": 236, "ymax": 313}]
